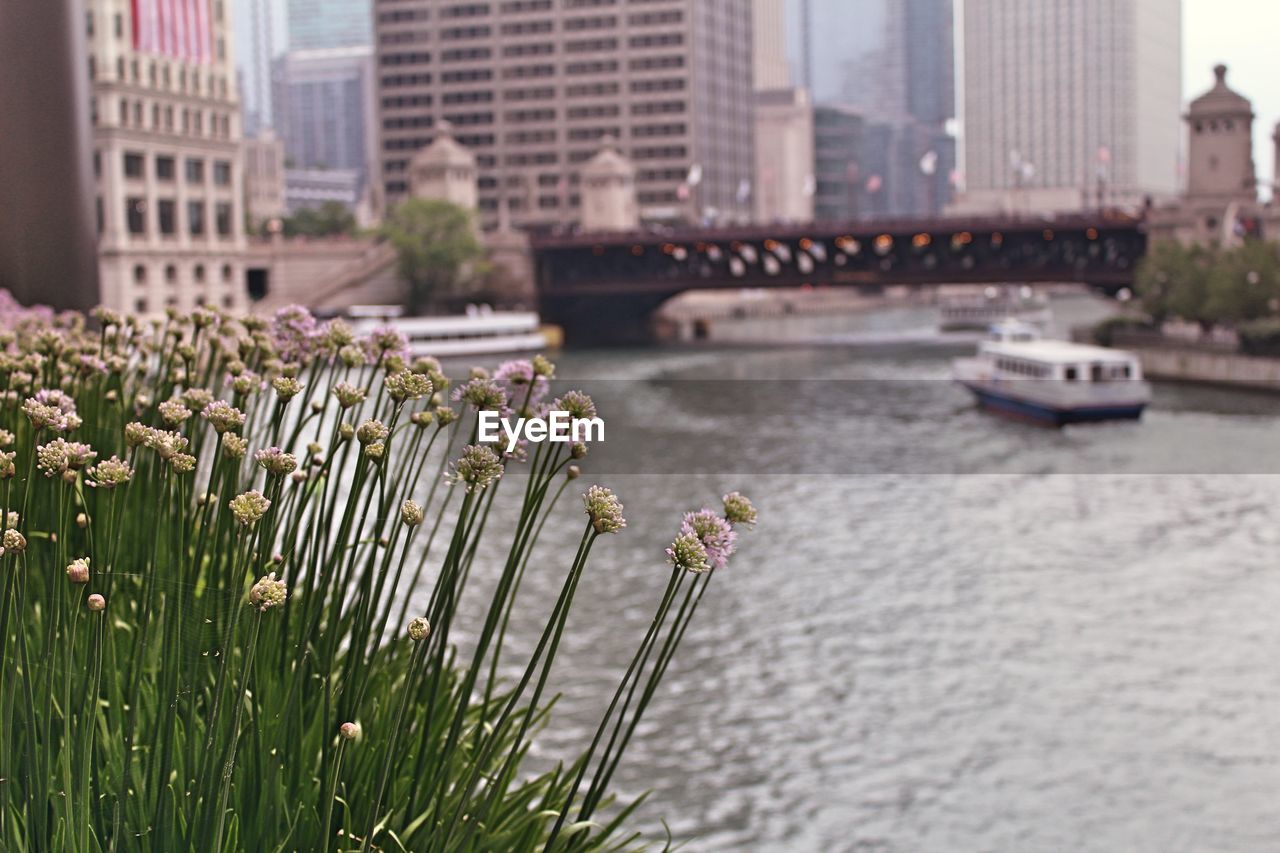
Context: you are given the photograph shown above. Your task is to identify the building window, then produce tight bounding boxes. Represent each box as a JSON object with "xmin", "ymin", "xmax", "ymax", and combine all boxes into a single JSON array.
[
  {"xmin": 194, "ymin": 264, "xmax": 205, "ymax": 283},
  {"xmin": 156, "ymin": 156, "xmax": 175, "ymax": 181},
  {"xmin": 188, "ymin": 201, "xmax": 205, "ymax": 235},
  {"xmin": 123, "ymin": 152, "xmax": 145, "ymax": 178},
  {"xmin": 164, "ymin": 264, "xmax": 177, "ymax": 284},
  {"xmin": 158, "ymin": 200, "xmax": 176, "ymax": 235},
  {"xmin": 125, "ymin": 198, "xmax": 146, "ymax": 235},
  {"xmin": 215, "ymin": 203, "xmax": 232, "ymax": 236},
  {"xmin": 221, "ymin": 263, "xmax": 232, "ymax": 282},
  {"xmin": 135, "ymin": 298, "xmax": 148, "ymax": 314},
  {"xmin": 213, "ymin": 161, "xmax": 232, "ymax": 186},
  {"xmin": 114, "ymin": 13, "xmax": 122, "ymax": 38},
  {"xmin": 133, "ymin": 265, "xmax": 147, "ymax": 284},
  {"xmin": 186, "ymin": 158, "xmax": 205, "ymax": 183}
]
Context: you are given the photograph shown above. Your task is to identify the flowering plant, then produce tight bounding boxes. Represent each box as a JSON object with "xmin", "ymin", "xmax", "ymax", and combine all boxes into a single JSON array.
[{"xmin": 0, "ymin": 299, "xmax": 755, "ymax": 851}]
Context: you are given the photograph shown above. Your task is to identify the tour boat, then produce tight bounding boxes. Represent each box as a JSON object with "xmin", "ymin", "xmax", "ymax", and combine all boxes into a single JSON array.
[
  {"xmin": 346, "ymin": 305, "xmax": 552, "ymax": 357},
  {"xmin": 952, "ymin": 320, "xmax": 1151, "ymax": 425},
  {"xmin": 938, "ymin": 286, "xmax": 1051, "ymax": 332}
]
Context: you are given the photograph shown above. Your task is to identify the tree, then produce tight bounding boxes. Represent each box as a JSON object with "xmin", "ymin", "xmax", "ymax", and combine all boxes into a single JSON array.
[
  {"xmin": 1136, "ymin": 239, "xmax": 1280, "ymax": 333},
  {"xmin": 270, "ymin": 201, "xmax": 357, "ymax": 238},
  {"xmin": 1203, "ymin": 239, "xmax": 1280, "ymax": 326},
  {"xmin": 379, "ymin": 198, "xmax": 486, "ymax": 314},
  {"xmin": 1136, "ymin": 240, "xmax": 1208, "ymax": 326}
]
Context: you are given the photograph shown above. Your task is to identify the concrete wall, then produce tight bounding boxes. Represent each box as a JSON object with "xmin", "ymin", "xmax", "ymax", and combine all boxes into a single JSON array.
[
  {"xmin": 1133, "ymin": 345, "xmax": 1280, "ymax": 391},
  {"xmin": 248, "ymin": 236, "xmax": 403, "ymax": 313}
]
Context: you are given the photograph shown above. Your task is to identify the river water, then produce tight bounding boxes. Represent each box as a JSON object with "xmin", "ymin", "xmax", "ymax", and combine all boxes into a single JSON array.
[{"xmin": 432, "ymin": 296, "xmax": 1280, "ymax": 852}]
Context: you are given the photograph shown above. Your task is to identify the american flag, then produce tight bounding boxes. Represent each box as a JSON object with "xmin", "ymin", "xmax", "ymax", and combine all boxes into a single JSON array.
[{"xmin": 131, "ymin": 0, "xmax": 213, "ymax": 64}]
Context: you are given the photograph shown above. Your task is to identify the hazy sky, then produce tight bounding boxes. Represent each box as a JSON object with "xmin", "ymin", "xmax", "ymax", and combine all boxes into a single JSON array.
[{"xmin": 1185, "ymin": 0, "xmax": 1277, "ymax": 192}]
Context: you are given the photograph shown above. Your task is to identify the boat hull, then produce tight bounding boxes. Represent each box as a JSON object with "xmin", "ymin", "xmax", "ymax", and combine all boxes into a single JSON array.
[{"xmin": 959, "ymin": 381, "xmax": 1147, "ymax": 426}]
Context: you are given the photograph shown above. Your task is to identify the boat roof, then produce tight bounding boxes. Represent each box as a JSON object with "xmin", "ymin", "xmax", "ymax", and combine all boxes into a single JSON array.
[{"xmin": 983, "ymin": 339, "xmax": 1140, "ymax": 364}]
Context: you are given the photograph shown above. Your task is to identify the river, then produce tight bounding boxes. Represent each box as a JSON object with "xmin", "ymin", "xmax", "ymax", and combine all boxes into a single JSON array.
[{"xmin": 430, "ymin": 295, "xmax": 1280, "ymax": 852}]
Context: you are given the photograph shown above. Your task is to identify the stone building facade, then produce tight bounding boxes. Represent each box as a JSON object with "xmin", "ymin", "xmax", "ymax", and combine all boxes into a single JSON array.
[
  {"xmin": 87, "ymin": 0, "xmax": 248, "ymax": 315},
  {"xmin": 1149, "ymin": 65, "xmax": 1280, "ymax": 246}
]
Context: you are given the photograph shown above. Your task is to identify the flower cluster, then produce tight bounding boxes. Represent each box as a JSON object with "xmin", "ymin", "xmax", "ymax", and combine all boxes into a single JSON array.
[
  {"xmin": 666, "ymin": 532, "xmax": 710, "ymax": 574},
  {"xmin": 356, "ymin": 419, "xmax": 389, "ymax": 445},
  {"xmin": 554, "ymin": 390, "xmax": 597, "ymax": 422},
  {"xmin": 229, "ymin": 490, "xmax": 271, "ymax": 526},
  {"xmin": 255, "ymin": 447, "xmax": 299, "ymax": 477},
  {"xmin": 364, "ymin": 325, "xmax": 411, "ymax": 365},
  {"xmin": 269, "ymin": 304, "xmax": 319, "ymax": 363},
  {"xmin": 22, "ymin": 389, "xmax": 81, "ymax": 432},
  {"xmin": 202, "ymin": 400, "xmax": 246, "ymax": 434},
  {"xmin": 66, "ymin": 557, "xmax": 90, "ymax": 584},
  {"xmin": 494, "ymin": 359, "xmax": 550, "ymax": 412},
  {"xmin": 680, "ymin": 509, "xmax": 737, "ymax": 571},
  {"xmin": 583, "ymin": 485, "xmax": 626, "ymax": 534},
  {"xmin": 87, "ymin": 455, "xmax": 133, "ymax": 489},
  {"xmin": 453, "ymin": 377, "xmax": 508, "ymax": 411},
  {"xmin": 332, "ymin": 382, "xmax": 366, "ymax": 409},
  {"xmin": 125, "ymin": 424, "xmax": 190, "ymax": 460},
  {"xmin": 451, "ymin": 445, "xmax": 503, "ymax": 492},
  {"xmin": 401, "ymin": 499, "xmax": 425, "ymax": 527},
  {"xmin": 385, "ymin": 371, "xmax": 432, "ymax": 402},
  {"xmin": 722, "ymin": 491, "xmax": 758, "ymax": 527},
  {"xmin": 158, "ymin": 399, "xmax": 192, "ymax": 425},
  {"xmin": 272, "ymin": 375, "xmax": 304, "ymax": 401},
  {"xmin": 2, "ymin": 529, "xmax": 27, "ymax": 555},
  {"xmin": 249, "ymin": 572, "xmax": 288, "ymax": 611},
  {"xmin": 36, "ymin": 438, "xmax": 97, "ymax": 478}
]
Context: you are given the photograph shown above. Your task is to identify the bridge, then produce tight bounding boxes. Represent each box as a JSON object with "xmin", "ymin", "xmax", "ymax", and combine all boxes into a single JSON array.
[{"xmin": 531, "ymin": 211, "xmax": 1147, "ymax": 344}]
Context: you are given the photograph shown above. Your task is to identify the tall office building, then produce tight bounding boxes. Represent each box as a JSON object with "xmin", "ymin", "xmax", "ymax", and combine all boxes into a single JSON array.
[
  {"xmin": 86, "ymin": 0, "xmax": 248, "ymax": 315},
  {"xmin": 374, "ymin": 0, "xmax": 756, "ymax": 231},
  {"xmin": 275, "ymin": 46, "xmax": 376, "ymax": 203},
  {"xmin": 237, "ymin": 0, "xmax": 278, "ymax": 133},
  {"xmin": 957, "ymin": 0, "xmax": 1181, "ymax": 213},
  {"xmin": 753, "ymin": 0, "xmax": 791, "ymax": 89},
  {"xmin": 790, "ymin": 0, "xmax": 955, "ymax": 216},
  {"xmin": 288, "ymin": 0, "xmax": 373, "ymax": 51}
]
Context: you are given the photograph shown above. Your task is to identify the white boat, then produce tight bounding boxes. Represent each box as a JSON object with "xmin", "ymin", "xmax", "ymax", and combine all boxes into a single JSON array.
[
  {"xmin": 939, "ymin": 286, "xmax": 1051, "ymax": 332},
  {"xmin": 346, "ymin": 305, "xmax": 551, "ymax": 358},
  {"xmin": 952, "ymin": 320, "xmax": 1151, "ymax": 425}
]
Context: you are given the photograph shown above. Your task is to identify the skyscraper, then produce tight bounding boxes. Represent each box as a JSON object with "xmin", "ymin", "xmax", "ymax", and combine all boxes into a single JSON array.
[
  {"xmin": 86, "ymin": 0, "xmax": 248, "ymax": 314},
  {"xmin": 373, "ymin": 0, "xmax": 756, "ymax": 231},
  {"xmin": 753, "ymin": 0, "xmax": 791, "ymax": 89},
  {"xmin": 287, "ymin": 0, "xmax": 372, "ymax": 51},
  {"xmin": 789, "ymin": 0, "xmax": 955, "ymax": 216},
  {"xmin": 237, "ymin": 0, "xmax": 277, "ymax": 133},
  {"xmin": 957, "ymin": 0, "xmax": 1181, "ymax": 213},
  {"xmin": 274, "ymin": 46, "xmax": 376, "ymax": 185}
]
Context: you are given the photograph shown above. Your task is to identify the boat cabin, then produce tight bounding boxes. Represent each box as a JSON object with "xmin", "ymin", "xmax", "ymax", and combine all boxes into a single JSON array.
[{"xmin": 979, "ymin": 322, "xmax": 1144, "ymax": 382}]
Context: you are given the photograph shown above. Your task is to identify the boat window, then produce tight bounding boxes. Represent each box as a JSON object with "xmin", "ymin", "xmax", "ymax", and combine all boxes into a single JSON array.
[
  {"xmin": 1121, "ymin": 364, "xmax": 1131, "ymax": 378},
  {"xmin": 1091, "ymin": 364, "xmax": 1103, "ymax": 382},
  {"xmin": 1065, "ymin": 367, "xmax": 1077, "ymax": 381}
]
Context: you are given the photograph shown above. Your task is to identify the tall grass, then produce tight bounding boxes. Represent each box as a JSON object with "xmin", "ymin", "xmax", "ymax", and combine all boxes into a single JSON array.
[{"xmin": 0, "ymin": 299, "xmax": 756, "ymax": 852}]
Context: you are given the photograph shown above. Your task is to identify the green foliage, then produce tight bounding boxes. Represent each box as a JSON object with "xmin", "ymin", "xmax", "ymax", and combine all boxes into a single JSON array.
[
  {"xmin": 273, "ymin": 201, "xmax": 358, "ymax": 239},
  {"xmin": 1136, "ymin": 239, "xmax": 1280, "ymax": 329},
  {"xmin": 0, "ymin": 303, "xmax": 755, "ymax": 851},
  {"xmin": 1089, "ymin": 315, "xmax": 1155, "ymax": 347},
  {"xmin": 1237, "ymin": 318, "xmax": 1280, "ymax": 356},
  {"xmin": 379, "ymin": 199, "xmax": 487, "ymax": 315}
]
